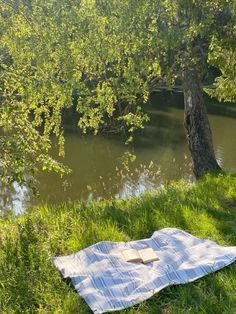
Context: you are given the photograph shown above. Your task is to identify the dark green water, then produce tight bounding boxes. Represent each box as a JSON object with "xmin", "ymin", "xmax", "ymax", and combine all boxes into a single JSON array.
[{"xmin": 6, "ymin": 92, "xmax": 236, "ymax": 213}]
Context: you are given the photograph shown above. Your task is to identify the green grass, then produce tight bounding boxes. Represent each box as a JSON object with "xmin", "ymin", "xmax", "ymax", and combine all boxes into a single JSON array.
[{"xmin": 0, "ymin": 173, "xmax": 236, "ymax": 314}]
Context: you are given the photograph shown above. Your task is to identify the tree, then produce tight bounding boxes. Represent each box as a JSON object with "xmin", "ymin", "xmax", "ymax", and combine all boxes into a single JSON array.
[
  {"xmin": 0, "ymin": 0, "xmax": 71, "ymax": 186},
  {"xmin": 0, "ymin": 0, "xmax": 235, "ymax": 186}
]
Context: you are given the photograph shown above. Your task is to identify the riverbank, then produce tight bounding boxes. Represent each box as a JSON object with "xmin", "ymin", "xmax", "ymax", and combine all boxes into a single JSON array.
[{"xmin": 0, "ymin": 173, "xmax": 236, "ymax": 313}]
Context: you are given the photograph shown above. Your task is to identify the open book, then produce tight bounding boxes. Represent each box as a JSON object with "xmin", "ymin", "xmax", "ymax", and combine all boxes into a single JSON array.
[{"xmin": 121, "ymin": 247, "xmax": 159, "ymax": 264}]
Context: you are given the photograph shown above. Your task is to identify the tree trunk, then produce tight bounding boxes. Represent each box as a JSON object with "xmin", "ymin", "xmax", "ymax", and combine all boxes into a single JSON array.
[{"xmin": 182, "ymin": 67, "xmax": 221, "ymax": 179}]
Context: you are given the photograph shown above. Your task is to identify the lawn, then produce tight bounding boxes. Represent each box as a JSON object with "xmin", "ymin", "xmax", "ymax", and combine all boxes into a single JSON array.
[{"xmin": 0, "ymin": 173, "xmax": 236, "ymax": 313}]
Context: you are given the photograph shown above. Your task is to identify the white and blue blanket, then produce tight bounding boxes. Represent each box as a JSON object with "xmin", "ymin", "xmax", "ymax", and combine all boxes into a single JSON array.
[{"xmin": 53, "ymin": 228, "xmax": 236, "ymax": 313}]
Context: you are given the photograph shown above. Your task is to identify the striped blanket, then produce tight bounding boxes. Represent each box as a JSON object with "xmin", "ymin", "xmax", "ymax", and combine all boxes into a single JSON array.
[{"xmin": 53, "ymin": 228, "xmax": 236, "ymax": 313}]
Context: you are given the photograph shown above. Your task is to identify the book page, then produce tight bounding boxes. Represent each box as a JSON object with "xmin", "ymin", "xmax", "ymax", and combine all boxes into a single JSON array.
[
  {"xmin": 121, "ymin": 249, "xmax": 142, "ymax": 263},
  {"xmin": 138, "ymin": 248, "xmax": 159, "ymax": 264}
]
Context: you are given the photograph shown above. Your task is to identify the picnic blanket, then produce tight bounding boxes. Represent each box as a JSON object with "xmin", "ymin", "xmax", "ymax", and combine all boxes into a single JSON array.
[{"xmin": 53, "ymin": 228, "xmax": 236, "ymax": 313}]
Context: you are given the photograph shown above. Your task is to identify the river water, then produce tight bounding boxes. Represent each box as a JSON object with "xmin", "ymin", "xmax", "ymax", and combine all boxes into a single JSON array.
[{"xmin": 3, "ymin": 92, "xmax": 236, "ymax": 214}]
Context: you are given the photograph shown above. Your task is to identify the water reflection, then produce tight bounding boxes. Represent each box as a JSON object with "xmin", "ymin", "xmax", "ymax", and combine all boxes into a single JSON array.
[
  {"xmin": 1, "ymin": 92, "xmax": 236, "ymax": 214},
  {"xmin": 0, "ymin": 182, "xmax": 28, "ymax": 215}
]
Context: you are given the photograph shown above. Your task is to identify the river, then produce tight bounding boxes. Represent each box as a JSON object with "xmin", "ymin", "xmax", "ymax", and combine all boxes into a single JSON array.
[{"xmin": 3, "ymin": 92, "xmax": 236, "ymax": 214}]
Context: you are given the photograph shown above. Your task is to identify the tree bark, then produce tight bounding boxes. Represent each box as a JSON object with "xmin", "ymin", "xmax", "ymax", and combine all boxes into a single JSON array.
[{"xmin": 182, "ymin": 66, "xmax": 221, "ymax": 179}]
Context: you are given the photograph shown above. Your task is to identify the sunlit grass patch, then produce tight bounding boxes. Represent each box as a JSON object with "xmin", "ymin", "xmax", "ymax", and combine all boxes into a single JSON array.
[{"xmin": 0, "ymin": 173, "xmax": 236, "ymax": 313}]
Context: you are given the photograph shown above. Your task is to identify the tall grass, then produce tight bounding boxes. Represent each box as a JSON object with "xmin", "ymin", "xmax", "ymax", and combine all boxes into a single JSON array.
[{"xmin": 0, "ymin": 173, "xmax": 236, "ymax": 313}]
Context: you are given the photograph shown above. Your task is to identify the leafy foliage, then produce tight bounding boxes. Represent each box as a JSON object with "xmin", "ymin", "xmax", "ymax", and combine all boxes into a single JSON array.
[
  {"xmin": 207, "ymin": 23, "xmax": 236, "ymax": 102},
  {"xmin": 0, "ymin": 0, "xmax": 235, "ymax": 185}
]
